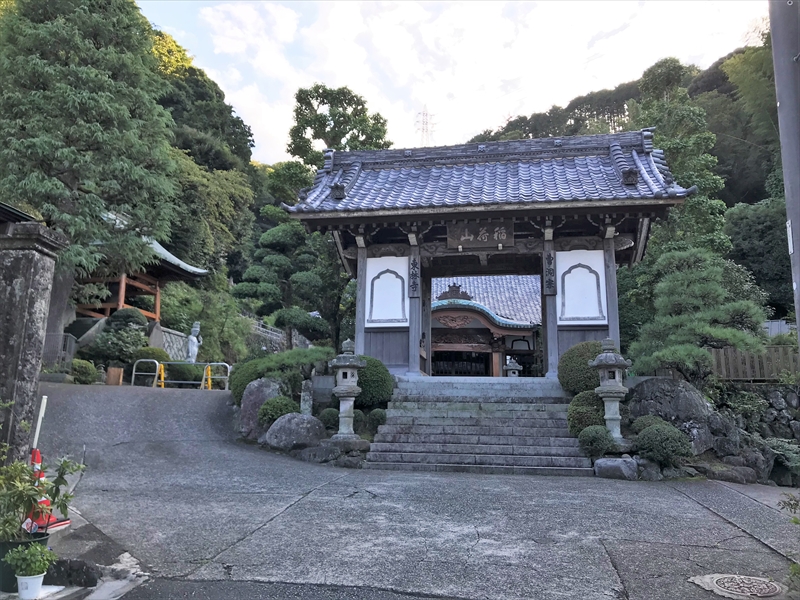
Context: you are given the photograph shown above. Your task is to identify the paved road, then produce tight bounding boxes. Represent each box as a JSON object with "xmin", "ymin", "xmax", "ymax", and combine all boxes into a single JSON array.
[{"xmin": 38, "ymin": 383, "xmax": 798, "ymax": 600}]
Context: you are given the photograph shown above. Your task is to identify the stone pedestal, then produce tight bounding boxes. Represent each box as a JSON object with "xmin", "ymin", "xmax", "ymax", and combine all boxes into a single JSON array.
[
  {"xmin": 300, "ymin": 380, "xmax": 313, "ymax": 416},
  {"xmin": 602, "ymin": 392, "xmax": 625, "ymax": 442},
  {"xmin": 0, "ymin": 222, "xmax": 68, "ymax": 462},
  {"xmin": 332, "ymin": 397, "xmax": 359, "ymax": 440}
]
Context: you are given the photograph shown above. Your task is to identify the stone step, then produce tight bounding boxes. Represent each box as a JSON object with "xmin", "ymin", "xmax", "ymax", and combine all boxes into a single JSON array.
[
  {"xmin": 387, "ymin": 401, "xmax": 568, "ymax": 413},
  {"xmin": 372, "ymin": 433, "xmax": 580, "ymax": 447},
  {"xmin": 384, "ymin": 415, "xmax": 569, "ymax": 428},
  {"xmin": 369, "ymin": 442, "xmax": 586, "ymax": 457},
  {"xmin": 377, "ymin": 424, "xmax": 573, "ymax": 437},
  {"xmin": 365, "ymin": 452, "xmax": 591, "ymax": 468},
  {"xmin": 362, "ymin": 462, "xmax": 594, "ymax": 477},
  {"xmin": 392, "ymin": 394, "xmax": 568, "ymax": 404}
]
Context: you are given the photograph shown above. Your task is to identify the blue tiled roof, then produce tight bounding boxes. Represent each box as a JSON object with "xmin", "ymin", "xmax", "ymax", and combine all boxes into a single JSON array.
[
  {"xmin": 288, "ymin": 130, "xmax": 695, "ymax": 215},
  {"xmin": 432, "ymin": 275, "xmax": 541, "ymax": 326}
]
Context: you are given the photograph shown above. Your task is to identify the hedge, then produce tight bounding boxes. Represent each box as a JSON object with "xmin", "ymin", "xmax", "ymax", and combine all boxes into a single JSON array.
[
  {"xmin": 578, "ymin": 425, "xmax": 616, "ymax": 459},
  {"xmin": 258, "ymin": 396, "xmax": 300, "ymax": 427},
  {"xmin": 355, "ymin": 356, "xmax": 394, "ymax": 408},
  {"xmin": 631, "ymin": 415, "xmax": 667, "ymax": 434},
  {"xmin": 319, "ymin": 407, "xmax": 339, "ymax": 430},
  {"xmin": 566, "ymin": 391, "xmax": 605, "ymax": 436},
  {"xmin": 71, "ymin": 359, "xmax": 97, "ymax": 385},
  {"xmin": 637, "ymin": 423, "xmax": 692, "ymax": 467}
]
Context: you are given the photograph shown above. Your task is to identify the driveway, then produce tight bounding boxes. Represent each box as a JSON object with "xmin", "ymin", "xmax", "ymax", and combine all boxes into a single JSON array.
[{"xmin": 38, "ymin": 383, "xmax": 798, "ymax": 600}]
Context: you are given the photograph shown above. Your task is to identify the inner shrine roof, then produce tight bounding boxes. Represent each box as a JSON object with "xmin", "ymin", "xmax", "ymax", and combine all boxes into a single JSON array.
[
  {"xmin": 432, "ymin": 275, "xmax": 541, "ymax": 326},
  {"xmin": 287, "ymin": 129, "xmax": 695, "ymax": 217}
]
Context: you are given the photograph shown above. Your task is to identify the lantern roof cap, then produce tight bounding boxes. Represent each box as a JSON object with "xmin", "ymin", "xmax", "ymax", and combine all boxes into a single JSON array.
[{"xmin": 588, "ymin": 338, "xmax": 632, "ymax": 369}]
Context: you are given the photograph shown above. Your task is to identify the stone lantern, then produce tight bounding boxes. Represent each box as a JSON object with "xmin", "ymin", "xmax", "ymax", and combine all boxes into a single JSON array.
[
  {"xmin": 328, "ymin": 339, "xmax": 366, "ymax": 441},
  {"xmin": 587, "ymin": 338, "xmax": 631, "ymax": 442},
  {"xmin": 503, "ymin": 358, "xmax": 522, "ymax": 378}
]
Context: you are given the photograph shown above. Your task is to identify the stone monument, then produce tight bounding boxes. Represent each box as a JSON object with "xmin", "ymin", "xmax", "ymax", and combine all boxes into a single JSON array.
[
  {"xmin": 588, "ymin": 338, "xmax": 631, "ymax": 442},
  {"xmin": 300, "ymin": 379, "xmax": 313, "ymax": 416},
  {"xmin": 186, "ymin": 321, "xmax": 202, "ymax": 363}
]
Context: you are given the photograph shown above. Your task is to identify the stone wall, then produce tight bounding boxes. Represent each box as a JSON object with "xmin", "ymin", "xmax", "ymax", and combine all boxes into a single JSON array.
[{"xmin": 721, "ymin": 383, "xmax": 800, "ymax": 442}]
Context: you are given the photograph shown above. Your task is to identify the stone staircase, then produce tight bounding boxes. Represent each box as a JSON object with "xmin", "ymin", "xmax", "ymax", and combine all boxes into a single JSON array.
[{"xmin": 364, "ymin": 376, "xmax": 593, "ymax": 477}]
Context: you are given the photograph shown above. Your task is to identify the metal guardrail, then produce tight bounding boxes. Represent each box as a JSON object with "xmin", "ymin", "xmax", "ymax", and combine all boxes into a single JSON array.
[{"xmin": 130, "ymin": 360, "xmax": 231, "ymax": 390}]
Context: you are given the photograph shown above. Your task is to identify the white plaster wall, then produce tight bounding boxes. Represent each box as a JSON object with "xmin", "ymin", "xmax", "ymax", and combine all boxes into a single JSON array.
[
  {"xmin": 556, "ymin": 249, "xmax": 607, "ymax": 325},
  {"xmin": 365, "ymin": 256, "xmax": 409, "ymax": 328}
]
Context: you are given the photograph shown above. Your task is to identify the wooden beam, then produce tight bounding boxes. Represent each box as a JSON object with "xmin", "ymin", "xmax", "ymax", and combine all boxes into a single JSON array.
[
  {"xmin": 155, "ymin": 282, "xmax": 161, "ymax": 322},
  {"xmin": 432, "ymin": 343, "xmax": 492, "ymax": 353},
  {"xmin": 75, "ymin": 307, "xmax": 106, "ymax": 319},
  {"xmin": 543, "ymin": 238, "xmax": 559, "ymax": 378},
  {"xmin": 124, "ymin": 277, "xmax": 157, "ymax": 294},
  {"xmin": 355, "ymin": 246, "xmax": 367, "ymax": 355},
  {"xmin": 604, "ymin": 237, "xmax": 621, "ymax": 348}
]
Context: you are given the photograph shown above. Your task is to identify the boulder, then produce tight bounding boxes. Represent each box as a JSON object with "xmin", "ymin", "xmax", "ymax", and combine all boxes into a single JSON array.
[
  {"xmin": 594, "ymin": 458, "xmax": 638, "ymax": 480},
  {"xmin": 741, "ymin": 447, "xmax": 776, "ymax": 483},
  {"xmin": 722, "ymin": 456, "xmax": 745, "ymax": 467},
  {"xmin": 770, "ymin": 463, "xmax": 795, "ymax": 487},
  {"xmin": 706, "ymin": 467, "xmax": 746, "ymax": 485},
  {"xmin": 768, "ymin": 390, "xmax": 787, "ymax": 411},
  {"xmin": 712, "ymin": 436, "xmax": 739, "ymax": 457},
  {"xmin": 790, "ymin": 421, "xmax": 800, "ymax": 440},
  {"xmin": 662, "ymin": 466, "xmax": 700, "ymax": 479},
  {"xmin": 332, "ymin": 455, "xmax": 363, "ymax": 469},
  {"xmin": 291, "ymin": 445, "xmax": 342, "ymax": 464},
  {"xmin": 263, "ymin": 413, "xmax": 326, "ymax": 451},
  {"xmin": 764, "ymin": 408, "xmax": 778, "ymax": 423},
  {"xmin": 635, "ymin": 457, "xmax": 663, "ymax": 481},
  {"xmin": 731, "ymin": 466, "xmax": 758, "ymax": 484},
  {"xmin": 628, "ymin": 379, "xmax": 714, "ymax": 454},
  {"xmin": 773, "ymin": 422, "xmax": 795, "ymax": 439},
  {"xmin": 240, "ymin": 378, "xmax": 282, "ymax": 441},
  {"xmin": 787, "ymin": 391, "xmax": 799, "ymax": 409}
]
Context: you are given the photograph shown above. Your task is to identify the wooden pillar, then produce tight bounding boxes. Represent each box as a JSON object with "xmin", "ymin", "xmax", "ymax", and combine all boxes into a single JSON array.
[
  {"xmin": 421, "ymin": 274, "xmax": 432, "ymax": 374},
  {"xmin": 492, "ymin": 351, "xmax": 503, "ymax": 378},
  {"xmin": 543, "ymin": 234, "xmax": 559, "ymax": 378},
  {"xmin": 604, "ymin": 233, "xmax": 621, "ymax": 349},
  {"xmin": 155, "ymin": 281, "xmax": 161, "ymax": 322},
  {"xmin": 407, "ymin": 243, "xmax": 421, "ymax": 374},
  {"xmin": 117, "ymin": 274, "xmax": 127, "ymax": 310},
  {"xmin": 354, "ymin": 241, "xmax": 367, "ymax": 356}
]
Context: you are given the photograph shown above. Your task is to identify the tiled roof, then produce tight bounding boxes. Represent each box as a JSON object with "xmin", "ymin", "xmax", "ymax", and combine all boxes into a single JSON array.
[
  {"xmin": 0, "ymin": 201, "xmax": 35, "ymax": 224},
  {"xmin": 432, "ymin": 275, "xmax": 541, "ymax": 326},
  {"xmin": 288, "ymin": 129, "xmax": 695, "ymax": 215}
]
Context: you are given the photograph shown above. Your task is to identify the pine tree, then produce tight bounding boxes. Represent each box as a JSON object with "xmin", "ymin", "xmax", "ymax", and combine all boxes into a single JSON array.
[{"xmin": 0, "ymin": 0, "xmax": 177, "ymax": 277}]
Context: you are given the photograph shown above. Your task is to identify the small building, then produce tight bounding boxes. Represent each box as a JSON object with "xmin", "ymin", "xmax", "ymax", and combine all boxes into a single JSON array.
[
  {"xmin": 430, "ymin": 276, "xmax": 541, "ymax": 377},
  {"xmin": 286, "ymin": 129, "xmax": 693, "ymax": 377}
]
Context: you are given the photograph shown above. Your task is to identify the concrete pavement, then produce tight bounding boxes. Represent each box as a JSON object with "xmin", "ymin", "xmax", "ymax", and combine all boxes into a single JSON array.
[{"xmin": 37, "ymin": 383, "xmax": 798, "ymax": 599}]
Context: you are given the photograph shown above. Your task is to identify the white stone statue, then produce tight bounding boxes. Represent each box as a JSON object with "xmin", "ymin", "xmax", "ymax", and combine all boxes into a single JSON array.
[{"xmin": 186, "ymin": 321, "xmax": 202, "ymax": 363}]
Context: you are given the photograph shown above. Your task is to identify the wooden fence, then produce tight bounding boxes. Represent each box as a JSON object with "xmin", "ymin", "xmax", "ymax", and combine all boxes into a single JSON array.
[{"xmin": 711, "ymin": 346, "xmax": 800, "ymax": 381}]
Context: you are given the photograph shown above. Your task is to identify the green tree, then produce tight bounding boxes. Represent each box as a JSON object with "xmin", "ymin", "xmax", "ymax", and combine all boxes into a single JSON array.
[
  {"xmin": 629, "ymin": 248, "xmax": 766, "ymax": 385},
  {"xmin": 287, "ymin": 84, "xmax": 392, "ymax": 168},
  {"xmin": 0, "ymin": 0, "xmax": 178, "ymax": 277},
  {"xmin": 725, "ymin": 198, "xmax": 793, "ymax": 317}
]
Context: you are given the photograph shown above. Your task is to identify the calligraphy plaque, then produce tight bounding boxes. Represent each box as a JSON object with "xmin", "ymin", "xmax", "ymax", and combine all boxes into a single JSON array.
[
  {"xmin": 543, "ymin": 250, "xmax": 556, "ymax": 296},
  {"xmin": 447, "ymin": 220, "xmax": 514, "ymax": 249},
  {"xmin": 408, "ymin": 256, "xmax": 420, "ymax": 298}
]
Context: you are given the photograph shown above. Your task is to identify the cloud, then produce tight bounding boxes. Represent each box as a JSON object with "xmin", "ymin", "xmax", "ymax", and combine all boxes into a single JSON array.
[{"xmin": 172, "ymin": 0, "xmax": 768, "ymax": 163}]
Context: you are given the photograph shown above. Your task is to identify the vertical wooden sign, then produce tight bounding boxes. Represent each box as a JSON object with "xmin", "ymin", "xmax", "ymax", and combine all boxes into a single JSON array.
[
  {"xmin": 543, "ymin": 249, "xmax": 556, "ymax": 296},
  {"xmin": 408, "ymin": 255, "xmax": 420, "ymax": 298}
]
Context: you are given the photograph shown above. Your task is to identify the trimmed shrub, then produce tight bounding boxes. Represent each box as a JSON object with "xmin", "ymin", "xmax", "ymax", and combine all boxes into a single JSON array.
[
  {"xmin": 631, "ymin": 415, "xmax": 667, "ymax": 434},
  {"xmin": 167, "ymin": 362, "xmax": 204, "ymax": 388},
  {"xmin": 367, "ymin": 408, "xmax": 387, "ymax": 433},
  {"xmin": 637, "ymin": 424, "xmax": 692, "ymax": 467},
  {"xmin": 130, "ymin": 347, "xmax": 171, "ymax": 373},
  {"xmin": 567, "ymin": 406, "xmax": 606, "ymax": 436},
  {"xmin": 106, "ymin": 307, "xmax": 148, "ymax": 331},
  {"xmin": 558, "ymin": 341, "xmax": 603, "ymax": 394},
  {"xmin": 319, "ymin": 407, "xmax": 339, "ymax": 430},
  {"xmin": 229, "ymin": 347, "xmax": 335, "ymax": 405},
  {"xmin": 71, "ymin": 359, "xmax": 97, "ymax": 385},
  {"xmin": 578, "ymin": 425, "xmax": 616, "ymax": 458},
  {"xmin": 353, "ymin": 409, "xmax": 366, "ymax": 434},
  {"xmin": 567, "ymin": 391, "xmax": 604, "ymax": 436},
  {"xmin": 78, "ymin": 326, "xmax": 147, "ymax": 367},
  {"xmin": 258, "ymin": 396, "xmax": 300, "ymax": 427},
  {"xmin": 356, "ymin": 356, "xmax": 394, "ymax": 408}
]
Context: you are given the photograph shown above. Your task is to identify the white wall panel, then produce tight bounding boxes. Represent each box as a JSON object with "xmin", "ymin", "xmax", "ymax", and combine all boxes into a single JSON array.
[
  {"xmin": 556, "ymin": 249, "xmax": 607, "ymax": 325},
  {"xmin": 365, "ymin": 256, "xmax": 409, "ymax": 328}
]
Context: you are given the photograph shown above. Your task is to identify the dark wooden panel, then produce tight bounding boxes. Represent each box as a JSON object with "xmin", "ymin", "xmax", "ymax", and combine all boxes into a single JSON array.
[
  {"xmin": 557, "ymin": 326, "xmax": 609, "ymax": 358},
  {"xmin": 365, "ymin": 328, "xmax": 410, "ymax": 367}
]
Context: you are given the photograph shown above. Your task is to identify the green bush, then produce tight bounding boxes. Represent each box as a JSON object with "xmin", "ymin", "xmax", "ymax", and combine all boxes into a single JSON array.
[
  {"xmin": 353, "ymin": 409, "xmax": 366, "ymax": 434},
  {"xmin": 106, "ymin": 307, "xmax": 148, "ymax": 331},
  {"xmin": 558, "ymin": 341, "xmax": 603, "ymax": 394},
  {"xmin": 578, "ymin": 425, "xmax": 616, "ymax": 459},
  {"xmin": 319, "ymin": 407, "xmax": 339, "ymax": 430},
  {"xmin": 229, "ymin": 347, "xmax": 335, "ymax": 405},
  {"xmin": 637, "ymin": 424, "xmax": 693, "ymax": 467},
  {"xmin": 167, "ymin": 362, "xmax": 205, "ymax": 387},
  {"xmin": 258, "ymin": 396, "xmax": 300, "ymax": 427},
  {"xmin": 130, "ymin": 347, "xmax": 171, "ymax": 372},
  {"xmin": 3, "ymin": 543, "xmax": 58, "ymax": 577},
  {"xmin": 78, "ymin": 327, "xmax": 147, "ymax": 367},
  {"xmin": 567, "ymin": 406, "xmax": 606, "ymax": 436},
  {"xmin": 631, "ymin": 415, "xmax": 667, "ymax": 434},
  {"xmin": 356, "ymin": 356, "xmax": 394, "ymax": 408},
  {"xmin": 71, "ymin": 359, "xmax": 97, "ymax": 385},
  {"xmin": 367, "ymin": 408, "xmax": 387, "ymax": 433}
]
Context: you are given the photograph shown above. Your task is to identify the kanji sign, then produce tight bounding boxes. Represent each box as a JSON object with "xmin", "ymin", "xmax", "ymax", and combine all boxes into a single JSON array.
[
  {"xmin": 447, "ymin": 220, "xmax": 514, "ymax": 249},
  {"xmin": 408, "ymin": 257, "xmax": 420, "ymax": 298},
  {"xmin": 543, "ymin": 250, "xmax": 556, "ymax": 296}
]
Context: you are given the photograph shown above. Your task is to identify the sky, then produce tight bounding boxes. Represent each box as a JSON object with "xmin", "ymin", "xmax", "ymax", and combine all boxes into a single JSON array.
[{"xmin": 137, "ymin": 1, "xmax": 769, "ymax": 165}]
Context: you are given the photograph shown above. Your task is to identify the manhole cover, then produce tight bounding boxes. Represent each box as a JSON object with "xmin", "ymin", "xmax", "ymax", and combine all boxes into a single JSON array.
[{"xmin": 688, "ymin": 574, "xmax": 784, "ymax": 599}]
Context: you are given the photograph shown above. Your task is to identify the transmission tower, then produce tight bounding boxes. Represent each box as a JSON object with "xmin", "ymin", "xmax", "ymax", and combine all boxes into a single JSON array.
[{"xmin": 415, "ymin": 105, "xmax": 435, "ymax": 147}]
